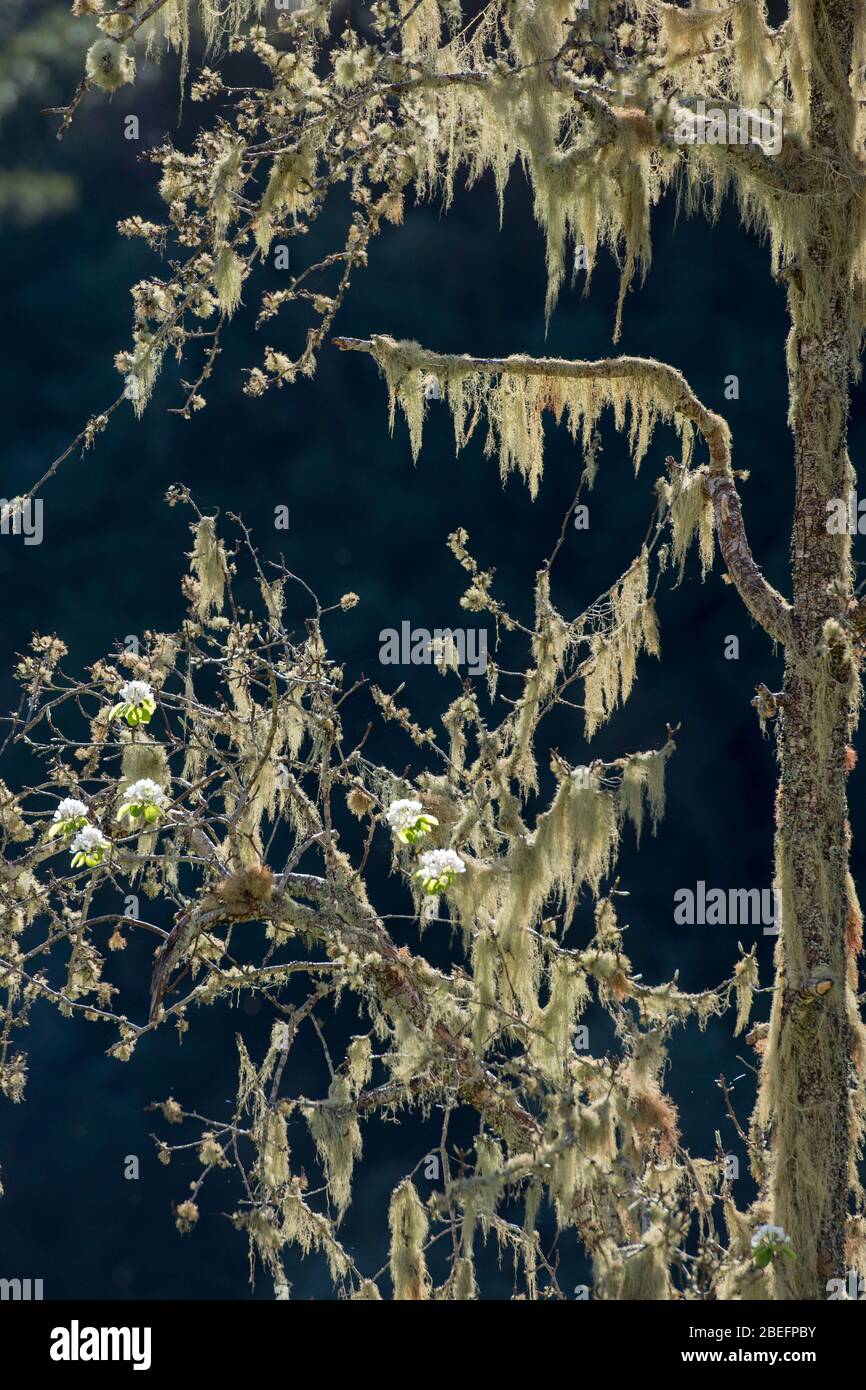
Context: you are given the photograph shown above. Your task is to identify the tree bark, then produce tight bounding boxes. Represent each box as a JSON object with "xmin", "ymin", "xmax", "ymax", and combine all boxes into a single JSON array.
[
  {"xmin": 760, "ymin": 0, "xmax": 861, "ymax": 1290},
  {"xmin": 761, "ymin": 268, "xmax": 859, "ymax": 1298}
]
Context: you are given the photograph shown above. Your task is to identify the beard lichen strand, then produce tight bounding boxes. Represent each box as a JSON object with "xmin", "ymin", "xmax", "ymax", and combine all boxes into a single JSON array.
[
  {"xmin": 507, "ymin": 568, "xmax": 572, "ymax": 792},
  {"xmin": 583, "ymin": 548, "xmax": 661, "ymax": 739},
  {"xmin": 368, "ymin": 336, "xmax": 693, "ymax": 488},
  {"xmin": 668, "ymin": 467, "xmax": 716, "ymax": 580},
  {"xmin": 120, "ymin": 733, "xmax": 169, "ymax": 791},
  {"xmin": 618, "ymin": 745, "xmax": 671, "ymax": 845},
  {"xmin": 188, "ymin": 515, "xmax": 228, "ymax": 621},
  {"xmin": 732, "ymin": 0, "xmax": 776, "ymax": 107},
  {"xmin": 304, "ymin": 1074, "xmax": 363, "ymax": 1223}
]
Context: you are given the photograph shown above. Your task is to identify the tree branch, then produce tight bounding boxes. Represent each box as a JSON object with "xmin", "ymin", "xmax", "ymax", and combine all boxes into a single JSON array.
[{"xmin": 334, "ymin": 335, "xmax": 793, "ymax": 646}]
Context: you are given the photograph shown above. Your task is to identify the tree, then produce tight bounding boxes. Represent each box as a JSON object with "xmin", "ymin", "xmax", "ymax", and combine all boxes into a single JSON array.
[{"xmin": 2, "ymin": 0, "xmax": 865, "ymax": 1301}]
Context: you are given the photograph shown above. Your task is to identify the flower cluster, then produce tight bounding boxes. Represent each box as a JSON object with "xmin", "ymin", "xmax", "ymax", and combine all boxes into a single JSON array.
[
  {"xmin": 70, "ymin": 825, "xmax": 109, "ymax": 869},
  {"xmin": 47, "ymin": 797, "xmax": 90, "ymax": 840},
  {"xmin": 385, "ymin": 798, "xmax": 439, "ymax": 846},
  {"xmin": 413, "ymin": 848, "xmax": 465, "ymax": 895},
  {"xmin": 118, "ymin": 779, "xmax": 168, "ymax": 826},
  {"xmin": 110, "ymin": 679, "xmax": 156, "ymax": 728},
  {"xmin": 750, "ymin": 1224, "xmax": 796, "ymax": 1267},
  {"xmin": 385, "ymin": 798, "xmax": 463, "ymax": 894},
  {"xmin": 47, "ymin": 797, "xmax": 109, "ymax": 870}
]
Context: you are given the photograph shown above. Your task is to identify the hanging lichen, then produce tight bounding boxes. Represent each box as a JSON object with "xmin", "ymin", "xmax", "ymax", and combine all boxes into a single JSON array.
[
  {"xmin": 389, "ymin": 1179, "xmax": 431, "ymax": 1300},
  {"xmin": 188, "ymin": 516, "xmax": 228, "ymax": 621},
  {"xmin": 304, "ymin": 1076, "xmax": 362, "ymax": 1223}
]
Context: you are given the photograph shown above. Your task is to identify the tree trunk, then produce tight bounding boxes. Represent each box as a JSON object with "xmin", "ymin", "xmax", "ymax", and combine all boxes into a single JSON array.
[
  {"xmin": 756, "ymin": 93, "xmax": 866, "ymax": 1294},
  {"xmin": 753, "ymin": 0, "xmax": 865, "ymax": 1301}
]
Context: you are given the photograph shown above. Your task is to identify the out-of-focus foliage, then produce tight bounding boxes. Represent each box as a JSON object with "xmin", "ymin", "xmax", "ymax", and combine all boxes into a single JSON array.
[{"xmin": 0, "ymin": 1, "xmax": 81, "ymax": 224}]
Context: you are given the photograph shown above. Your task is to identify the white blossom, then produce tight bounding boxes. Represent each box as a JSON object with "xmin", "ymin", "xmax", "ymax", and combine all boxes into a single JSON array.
[
  {"xmin": 123, "ymin": 779, "xmax": 166, "ymax": 806},
  {"xmin": 385, "ymin": 798, "xmax": 425, "ymax": 832},
  {"xmin": 71, "ymin": 826, "xmax": 108, "ymax": 854},
  {"xmin": 416, "ymin": 849, "xmax": 465, "ymax": 880},
  {"xmin": 53, "ymin": 798, "xmax": 88, "ymax": 823},
  {"xmin": 751, "ymin": 1223, "xmax": 791, "ymax": 1249},
  {"xmin": 119, "ymin": 679, "xmax": 154, "ymax": 705}
]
